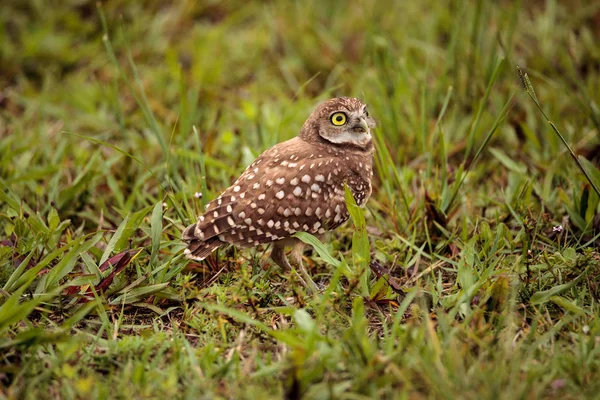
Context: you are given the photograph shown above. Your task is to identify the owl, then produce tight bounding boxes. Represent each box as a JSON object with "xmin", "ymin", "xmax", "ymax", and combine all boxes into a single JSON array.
[{"xmin": 183, "ymin": 97, "xmax": 376, "ymax": 275}]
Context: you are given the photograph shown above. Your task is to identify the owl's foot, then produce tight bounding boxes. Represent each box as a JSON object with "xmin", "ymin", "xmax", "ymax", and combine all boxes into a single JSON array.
[{"xmin": 271, "ymin": 242, "xmax": 318, "ymax": 294}]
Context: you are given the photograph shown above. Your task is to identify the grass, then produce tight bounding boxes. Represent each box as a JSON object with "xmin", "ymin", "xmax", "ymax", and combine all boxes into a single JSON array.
[{"xmin": 1, "ymin": 0, "xmax": 600, "ymax": 398}]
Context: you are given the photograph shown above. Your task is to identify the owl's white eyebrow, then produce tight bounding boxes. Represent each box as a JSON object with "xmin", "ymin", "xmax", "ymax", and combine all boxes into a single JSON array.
[{"xmin": 329, "ymin": 110, "xmax": 348, "ymax": 117}]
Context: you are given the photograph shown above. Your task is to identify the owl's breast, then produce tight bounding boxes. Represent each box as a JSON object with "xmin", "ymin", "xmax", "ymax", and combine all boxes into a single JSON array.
[
  {"xmin": 343, "ymin": 155, "xmax": 373, "ymax": 207},
  {"xmin": 346, "ymin": 176, "xmax": 371, "ymax": 206}
]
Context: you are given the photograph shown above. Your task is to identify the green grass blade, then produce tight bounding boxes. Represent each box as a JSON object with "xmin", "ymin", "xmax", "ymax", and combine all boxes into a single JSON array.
[
  {"xmin": 294, "ymin": 232, "xmax": 341, "ymax": 268},
  {"xmin": 443, "ymin": 91, "xmax": 516, "ymax": 213},
  {"xmin": 464, "ymin": 57, "xmax": 505, "ymax": 158},
  {"xmin": 345, "ymin": 185, "xmax": 370, "ymax": 297},
  {"xmin": 99, "ymin": 214, "xmax": 130, "ymax": 267},
  {"xmin": 150, "ymin": 202, "xmax": 163, "ymax": 269}
]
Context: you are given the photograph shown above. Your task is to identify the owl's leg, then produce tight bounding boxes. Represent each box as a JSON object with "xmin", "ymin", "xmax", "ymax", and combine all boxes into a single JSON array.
[
  {"xmin": 290, "ymin": 241, "xmax": 318, "ymax": 293},
  {"xmin": 289, "ymin": 241, "xmax": 305, "ymax": 266},
  {"xmin": 270, "ymin": 242, "xmax": 317, "ymax": 293},
  {"xmin": 270, "ymin": 243, "xmax": 292, "ymax": 271}
]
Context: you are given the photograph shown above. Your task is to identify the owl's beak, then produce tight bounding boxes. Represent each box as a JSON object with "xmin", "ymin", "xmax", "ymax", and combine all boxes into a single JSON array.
[{"xmin": 353, "ymin": 118, "xmax": 370, "ymax": 134}]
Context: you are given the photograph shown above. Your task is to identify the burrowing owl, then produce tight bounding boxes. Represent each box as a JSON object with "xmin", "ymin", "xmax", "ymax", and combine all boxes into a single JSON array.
[{"xmin": 183, "ymin": 97, "xmax": 375, "ymax": 274}]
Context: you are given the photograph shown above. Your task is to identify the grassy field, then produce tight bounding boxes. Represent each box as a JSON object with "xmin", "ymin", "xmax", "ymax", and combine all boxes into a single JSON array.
[{"xmin": 1, "ymin": 0, "xmax": 600, "ymax": 398}]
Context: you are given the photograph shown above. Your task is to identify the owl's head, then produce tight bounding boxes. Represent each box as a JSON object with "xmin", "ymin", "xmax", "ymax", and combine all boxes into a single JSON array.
[{"xmin": 300, "ymin": 97, "xmax": 376, "ymax": 149}]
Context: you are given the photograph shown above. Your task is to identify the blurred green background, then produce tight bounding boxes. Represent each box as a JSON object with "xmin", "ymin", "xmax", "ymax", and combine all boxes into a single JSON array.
[{"xmin": 1, "ymin": 0, "xmax": 600, "ymax": 398}]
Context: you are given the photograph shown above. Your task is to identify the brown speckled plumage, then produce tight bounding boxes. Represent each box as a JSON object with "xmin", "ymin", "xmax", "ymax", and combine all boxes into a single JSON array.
[{"xmin": 182, "ymin": 97, "xmax": 376, "ymax": 271}]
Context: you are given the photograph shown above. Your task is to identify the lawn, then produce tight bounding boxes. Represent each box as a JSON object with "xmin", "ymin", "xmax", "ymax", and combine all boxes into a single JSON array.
[{"xmin": 1, "ymin": 0, "xmax": 600, "ymax": 398}]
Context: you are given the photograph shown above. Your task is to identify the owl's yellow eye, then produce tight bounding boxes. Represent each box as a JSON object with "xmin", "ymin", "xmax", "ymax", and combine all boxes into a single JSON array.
[{"xmin": 330, "ymin": 112, "xmax": 347, "ymax": 126}]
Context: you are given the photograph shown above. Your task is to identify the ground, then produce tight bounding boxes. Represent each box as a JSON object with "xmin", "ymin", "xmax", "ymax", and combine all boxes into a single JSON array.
[{"xmin": 1, "ymin": 0, "xmax": 600, "ymax": 399}]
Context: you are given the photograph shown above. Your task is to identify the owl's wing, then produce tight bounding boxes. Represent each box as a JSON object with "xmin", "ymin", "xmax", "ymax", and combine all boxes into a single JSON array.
[{"xmin": 188, "ymin": 137, "xmax": 350, "ymax": 247}]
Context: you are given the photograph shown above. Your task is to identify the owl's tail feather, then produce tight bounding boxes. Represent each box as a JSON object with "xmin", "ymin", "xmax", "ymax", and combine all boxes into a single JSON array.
[
  {"xmin": 182, "ymin": 223, "xmax": 222, "ymax": 261},
  {"xmin": 184, "ymin": 238, "xmax": 222, "ymax": 260}
]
